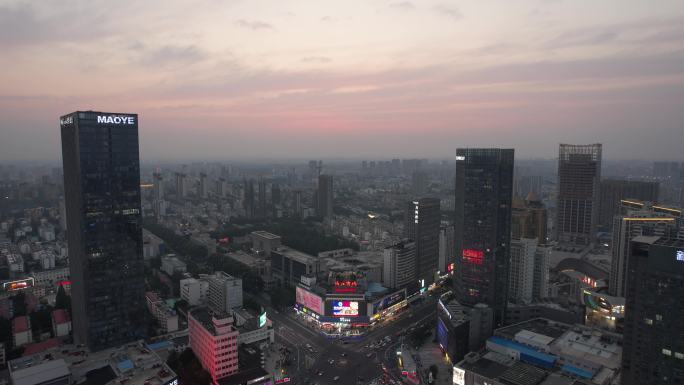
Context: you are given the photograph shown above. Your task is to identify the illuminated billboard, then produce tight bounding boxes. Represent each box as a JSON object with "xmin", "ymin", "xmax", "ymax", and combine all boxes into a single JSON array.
[
  {"xmin": 3, "ymin": 278, "xmax": 34, "ymax": 292},
  {"xmin": 452, "ymin": 367, "xmax": 465, "ymax": 385},
  {"xmin": 462, "ymin": 249, "xmax": 483, "ymax": 265},
  {"xmin": 259, "ymin": 312, "xmax": 267, "ymax": 328},
  {"xmin": 332, "ymin": 300, "xmax": 359, "ymax": 316},
  {"xmin": 295, "ymin": 286, "xmax": 324, "ymax": 315}
]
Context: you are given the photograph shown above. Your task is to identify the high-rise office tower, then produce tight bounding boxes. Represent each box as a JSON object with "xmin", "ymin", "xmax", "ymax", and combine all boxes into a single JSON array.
[
  {"xmin": 198, "ymin": 172, "xmax": 208, "ymax": 199},
  {"xmin": 60, "ymin": 111, "xmax": 147, "ymax": 351},
  {"xmin": 383, "ymin": 240, "xmax": 416, "ymax": 289},
  {"xmin": 556, "ymin": 143, "xmax": 602, "ymax": 245},
  {"xmin": 621, "ymin": 236, "xmax": 684, "ymax": 385},
  {"xmin": 175, "ymin": 172, "xmax": 187, "ymax": 198},
  {"xmin": 598, "ymin": 179, "xmax": 659, "ymax": 230},
  {"xmin": 508, "ymin": 238, "xmax": 537, "ymax": 304},
  {"xmin": 454, "ymin": 148, "xmax": 514, "ymax": 326},
  {"xmin": 153, "ymin": 172, "xmax": 164, "ymax": 201},
  {"xmin": 317, "ymin": 174, "xmax": 333, "ymax": 218},
  {"xmin": 293, "ymin": 190, "xmax": 302, "ymax": 218},
  {"xmin": 511, "ymin": 193, "xmax": 548, "ymax": 244},
  {"xmin": 258, "ymin": 178, "xmax": 267, "ymax": 218},
  {"xmin": 271, "ymin": 183, "xmax": 281, "ymax": 205},
  {"xmin": 411, "ymin": 171, "xmax": 428, "ymax": 196},
  {"xmin": 609, "ymin": 200, "xmax": 682, "ymax": 297},
  {"xmin": 438, "ymin": 225, "xmax": 455, "ymax": 274},
  {"xmin": 404, "ymin": 197, "xmax": 440, "ymax": 288},
  {"xmin": 244, "ymin": 178, "xmax": 255, "ymax": 219},
  {"xmin": 215, "ymin": 177, "xmax": 225, "ymax": 198}
]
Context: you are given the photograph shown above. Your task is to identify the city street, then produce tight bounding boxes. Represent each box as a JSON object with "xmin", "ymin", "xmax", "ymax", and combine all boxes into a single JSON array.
[{"xmin": 262, "ymin": 294, "xmax": 438, "ymax": 385}]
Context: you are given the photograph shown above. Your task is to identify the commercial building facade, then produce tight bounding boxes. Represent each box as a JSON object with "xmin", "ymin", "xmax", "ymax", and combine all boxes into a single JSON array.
[
  {"xmin": 189, "ymin": 308, "xmax": 240, "ymax": 384},
  {"xmin": 60, "ymin": 111, "xmax": 147, "ymax": 351}
]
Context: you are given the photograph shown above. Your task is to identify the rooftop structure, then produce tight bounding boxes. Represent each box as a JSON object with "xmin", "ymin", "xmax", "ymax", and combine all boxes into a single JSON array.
[
  {"xmin": 9, "ymin": 340, "xmax": 176, "ymax": 385},
  {"xmin": 455, "ymin": 317, "xmax": 622, "ymax": 385}
]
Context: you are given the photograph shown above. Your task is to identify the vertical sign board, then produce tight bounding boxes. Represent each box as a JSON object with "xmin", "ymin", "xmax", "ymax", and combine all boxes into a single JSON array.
[{"xmin": 452, "ymin": 367, "xmax": 465, "ymax": 385}]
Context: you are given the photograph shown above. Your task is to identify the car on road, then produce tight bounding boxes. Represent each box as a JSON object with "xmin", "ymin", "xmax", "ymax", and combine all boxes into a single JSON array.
[
  {"xmin": 333, "ymin": 376, "xmax": 340, "ymax": 381},
  {"xmin": 329, "ymin": 359, "xmax": 334, "ymax": 365},
  {"xmin": 341, "ymin": 353, "xmax": 347, "ymax": 357},
  {"xmin": 317, "ymin": 371, "xmax": 323, "ymax": 376}
]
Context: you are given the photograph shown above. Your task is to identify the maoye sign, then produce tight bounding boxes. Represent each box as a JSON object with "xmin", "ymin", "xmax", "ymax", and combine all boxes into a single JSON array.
[{"xmin": 97, "ymin": 115, "xmax": 135, "ymax": 125}]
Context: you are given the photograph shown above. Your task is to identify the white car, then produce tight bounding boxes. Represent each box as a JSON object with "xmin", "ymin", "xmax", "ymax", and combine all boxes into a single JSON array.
[{"xmin": 333, "ymin": 376, "xmax": 340, "ymax": 381}]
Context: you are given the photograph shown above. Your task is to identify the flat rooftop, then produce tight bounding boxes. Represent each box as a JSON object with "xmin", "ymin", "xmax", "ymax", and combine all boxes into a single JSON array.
[
  {"xmin": 273, "ymin": 246, "xmax": 318, "ymax": 264},
  {"xmin": 190, "ymin": 307, "xmax": 234, "ymax": 336},
  {"xmin": 10, "ymin": 340, "xmax": 176, "ymax": 385},
  {"xmin": 251, "ymin": 231, "xmax": 281, "ymax": 240}
]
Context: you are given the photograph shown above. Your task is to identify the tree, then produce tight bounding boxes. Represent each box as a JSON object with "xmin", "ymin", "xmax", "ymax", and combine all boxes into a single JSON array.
[
  {"xmin": 429, "ymin": 364, "xmax": 439, "ymax": 380},
  {"xmin": 13, "ymin": 292, "xmax": 27, "ymax": 317},
  {"xmin": 55, "ymin": 285, "xmax": 71, "ymax": 311}
]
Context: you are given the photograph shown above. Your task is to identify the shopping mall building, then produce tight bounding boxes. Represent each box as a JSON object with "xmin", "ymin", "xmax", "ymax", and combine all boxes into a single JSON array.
[{"xmin": 293, "ymin": 272, "xmax": 408, "ymax": 337}]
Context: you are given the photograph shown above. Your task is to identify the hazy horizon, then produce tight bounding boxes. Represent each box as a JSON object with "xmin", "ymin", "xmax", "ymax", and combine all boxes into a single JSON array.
[{"xmin": 2, "ymin": 0, "xmax": 684, "ymax": 161}]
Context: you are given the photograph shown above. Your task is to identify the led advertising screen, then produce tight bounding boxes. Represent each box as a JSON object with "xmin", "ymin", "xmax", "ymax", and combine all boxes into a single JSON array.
[
  {"xmin": 295, "ymin": 286, "xmax": 324, "ymax": 315},
  {"xmin": 332, "ymin": 300, "xmax": 359, "ymax": 316}
]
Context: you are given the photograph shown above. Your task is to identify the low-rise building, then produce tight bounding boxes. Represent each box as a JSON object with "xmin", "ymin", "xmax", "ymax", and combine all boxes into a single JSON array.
[
  {"xmin": 145, "ymin": 292, "xmax": 179, "ymax": 333},
  {"xmin": 436, "ymin": 295, "xmax": 493, "ymax": 364},
  {"xmin": 8, "ymin": 340, "xmax": 177, "ymax": 385},
  {"xmin": 13, "ymin": 316, "xmax": 32, "ymax": 347},
  {"xmin": 51, "ymin": 309, "xmax": 71, "ymax": 337},
  {"xmin": 249, "ymin": 231, "xmax": 281, "ymax": 257},
  {"xmin": 270, "ymin": 246, "xmax": 321, "ymax": 285},
  {"xmin": 161, "ymin": 256, "xmax": 187, "ymax": 276},
  {"xmin": 188, "ymin": 308, "xmax": 240, "ymax": 383},
  {"xmin": 180, "ymin": 277, "xmax": 210, "ymax": 306},
  {"xmin": 453, "ymin": 318, "xmax": 622, "ymax": 385},
  {"xmin": 206, "ymin": 272, "xmax": 243, "ymax": 313},
  {"xmin": 31, "ymin": 267, "xmax": 69, "ymax": 286}
]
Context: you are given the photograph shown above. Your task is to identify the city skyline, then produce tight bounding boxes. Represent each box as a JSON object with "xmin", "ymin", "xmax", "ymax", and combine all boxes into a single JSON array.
[{"xmin": 2, "ymin": 0, "xmax": 684, "ymax": 161}]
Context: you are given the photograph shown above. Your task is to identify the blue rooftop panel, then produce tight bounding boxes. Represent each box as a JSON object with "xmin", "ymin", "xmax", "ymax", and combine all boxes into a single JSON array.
[
  {"xmin": 147, "ymin": 340, "xmax": 171, "ymax": 350},
  {"xmin": 488, "ymin": 336, "xmax": 556, "ymax": 366},
  {"xmin": 561, "ymin": 364, "xmax": 594, "ymax": 379},
  {"xmin": 117, "ymin": 359, "xmax": 134, "ymax": 372}
]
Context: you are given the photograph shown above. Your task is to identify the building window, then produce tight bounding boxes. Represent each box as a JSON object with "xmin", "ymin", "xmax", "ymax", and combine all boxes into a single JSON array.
[
  {"xmin": 644, "ymin": 318, "xmax": 653, "ymax": 325},
  {"xmin": 662, "ymin": 349, "xmax": 672, "ymax": 356}
]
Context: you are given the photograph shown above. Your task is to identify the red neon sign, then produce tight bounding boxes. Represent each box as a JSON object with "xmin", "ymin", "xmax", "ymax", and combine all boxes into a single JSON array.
[
  {"xmin": 447, "ymin": 263, "xmax": 455, "ymax": 273},
  {"xmin": 462, "ymin": 249, "xmax": 484, "ymax": 265},
  {"xmin": 334, "ymin": 280, "xmax": 358, "ymax": 293}
]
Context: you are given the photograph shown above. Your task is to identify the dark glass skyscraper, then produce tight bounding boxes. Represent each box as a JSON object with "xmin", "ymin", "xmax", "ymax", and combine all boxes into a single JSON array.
[
  {"xmin": 621, "ymin": 236, "xmax": 684, "ymax": 385},
  {"xmin": 317, "ymin": 174, "xmax": 333, "ymax": 218},
  {"xmin": 454, "ymin": 148, "xmax": 514, "ymax": 326},
  {"xmin": 404, "ymin": 197, "xmax": 440, "ymax": 288},
  {"xmin": 60, "ymin": 111, "xmax": 147, "ymax": 351}
]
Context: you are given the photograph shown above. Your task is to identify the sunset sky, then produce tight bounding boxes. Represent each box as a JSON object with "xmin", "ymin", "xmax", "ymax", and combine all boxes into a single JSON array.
[{"xmin": 1, "ymin": 0, "xmax": 684, "ymax": 161}]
